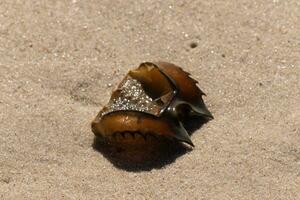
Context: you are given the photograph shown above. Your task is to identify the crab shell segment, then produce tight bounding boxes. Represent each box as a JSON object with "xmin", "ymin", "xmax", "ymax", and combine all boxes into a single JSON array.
[
  {"xmin": 154, "ymin": 61, "xmax": 213, "ymax": 120},
  {"xmin": 129, "ymin": 62, "xmax": 177, "ymax": 106},
  {"xmin": 91, "ymin": 61, "xmax": 213, "ymax": 146},
  {"xmin": 92, "ymin": 111, "xmax": 193, "ymax": 146}
]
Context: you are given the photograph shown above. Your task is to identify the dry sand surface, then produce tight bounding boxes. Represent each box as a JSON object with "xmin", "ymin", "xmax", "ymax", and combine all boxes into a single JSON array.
[{"xmin": 1, "ymin": 0, "xmax": 300, "ymax": 199}]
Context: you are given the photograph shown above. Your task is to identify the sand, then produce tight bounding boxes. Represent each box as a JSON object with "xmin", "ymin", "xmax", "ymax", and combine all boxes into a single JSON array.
[{"xmin": 0, "ymin": 0, "xmax": 299, "ymax": 199}]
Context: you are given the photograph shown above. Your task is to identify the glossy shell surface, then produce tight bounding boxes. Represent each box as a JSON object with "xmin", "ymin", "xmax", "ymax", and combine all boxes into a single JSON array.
[{"xmin": 91, "ymin": 62, "xmax": 213, "ymax": 146}]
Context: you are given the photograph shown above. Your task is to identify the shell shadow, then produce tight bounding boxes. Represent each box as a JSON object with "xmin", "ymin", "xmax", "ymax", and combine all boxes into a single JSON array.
[
  {"xmin": 92, "ymin": 116, "xmax": 210, "ymax": 172},
  {"xmin": 183, "ymin": 116, "xmax": 211, "ymax": 136},
  {"xmin": 92, "ymin": 137, "xmax": 191, "ymax": 172}
]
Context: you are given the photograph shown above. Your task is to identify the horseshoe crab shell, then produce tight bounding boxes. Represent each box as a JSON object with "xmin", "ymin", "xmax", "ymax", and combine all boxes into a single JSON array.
[{"xmin": 91, "ymin": 62, "xmax": 213, "ymax": 146}]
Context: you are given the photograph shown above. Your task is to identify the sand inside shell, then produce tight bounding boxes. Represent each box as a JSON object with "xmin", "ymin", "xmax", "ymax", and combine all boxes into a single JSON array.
[{"xmin": 101, "ymin": 76, "xmax": 163, "ymax": 117}]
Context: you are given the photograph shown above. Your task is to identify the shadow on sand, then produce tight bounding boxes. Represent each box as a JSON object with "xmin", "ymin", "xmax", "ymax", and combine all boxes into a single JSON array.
[{"xmin": 92, "ymin": 116, "xmax": 210, "ymax": 172}]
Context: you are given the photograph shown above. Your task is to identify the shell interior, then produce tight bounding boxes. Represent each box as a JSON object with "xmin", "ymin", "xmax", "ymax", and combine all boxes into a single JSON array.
[{"xmin": 100, "ymin": 63, "xmax": 175, "ymax": 118}]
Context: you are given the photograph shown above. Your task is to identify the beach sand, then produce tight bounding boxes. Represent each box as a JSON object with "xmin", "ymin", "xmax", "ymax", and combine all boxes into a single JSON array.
[{"xmin": 0, "ymin": 0, "xmax": 299, "ymax": 199}]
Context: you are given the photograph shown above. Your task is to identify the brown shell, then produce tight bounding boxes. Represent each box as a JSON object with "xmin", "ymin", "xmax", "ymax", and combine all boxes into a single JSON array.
[
  {"xmin": 91, "ymin": 62, "xmax": 213, "ymax": 146},
  {"xmin": 154, "ymin": 62, "xmax": 213, "ymax": 120}
]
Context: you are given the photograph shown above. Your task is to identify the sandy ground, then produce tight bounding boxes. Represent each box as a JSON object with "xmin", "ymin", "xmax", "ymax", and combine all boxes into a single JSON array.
[{"xmin": 0, "ymin": 0, "xmax": 299, "ymax": 199}]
